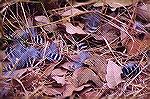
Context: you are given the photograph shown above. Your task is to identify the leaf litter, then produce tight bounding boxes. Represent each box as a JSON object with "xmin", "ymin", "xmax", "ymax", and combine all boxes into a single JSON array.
[{"xmin": 0, "ymin": 0, "xmax": 150, "ymax": 98}]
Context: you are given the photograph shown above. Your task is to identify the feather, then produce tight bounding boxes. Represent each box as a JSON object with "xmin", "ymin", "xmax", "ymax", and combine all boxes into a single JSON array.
[
  {"xmin": 121, "ymin": 62, "xmax": 141, "ymax": 80},
  {"xmin": 21, "ymin": 28, "xmax": 37, "ymax": 39},
  {"xmin": 47, "ymin": 53, "xmax": 63, "ymax": 62},
  {"xmin": 78, "ymin": 42, "xmax": 88, "ymax": 51},
  {"xmin": 33, "ymin": 35, "xmax": 45, "ymax": 44},
  {"xmin": 79, "ymin": 51, "xmax": 91, "ymax": 63},
  {"xmin": 4, "ymin": 42, "xmax": 40, "ymax": 72},
  {"xmin": 83, "ymin": 12, "xmax": 101, "ymax": 33}
]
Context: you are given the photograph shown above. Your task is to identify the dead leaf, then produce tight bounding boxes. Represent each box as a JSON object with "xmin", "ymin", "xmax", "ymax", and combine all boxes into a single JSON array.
[
  {"xmin": 93, "ymin": 1, "xmax": 103, "ymax": 7},
  {"xmin": 74, "ymin": 84, "xmax": 90, "ymax": 91},
  {"xmin": 51, "ymin": 68, "xmax": 67, "ymax": 76},
  {"xmin": 64, "ymin": 22, "xmax": 87, "ymax": 34},
  {"xmin": 94, "ymin": 23, "xmax": 120, "ymax": 41},
  {"xmin": 43, "ymin": 63, "xmax": 56, "ymax": 77},
  {"xmin": 81, "ymin": 91, "xmax": 101, "ymax": 99},
  {"xmin": 145, "ymin": 23, "xmax": 150, "ymax": 28},
  {"xmin": 106, "ymin": 60, "xmax": 122, "ymax": 88},
  {"xmin": 70, "ymin": 0, "xmax": 97, "ymax": 7},
  {"xmin": 0, "ymin": 50, "xmax": 6, "ymax": 61},
  {"xmin": 136, "ymin": 4, "xmax": 150, "ymax": 21},
  {"xmin": 63, "ymin": 84, "xmax": 75, "ymax": 97},
  {"xmin": 52, "ymin": 76, "xmax": 66, "ymax": 85},
  {"xmin": 84, "ymin": 54, "xmax": 107, "ymax": 82},
  {"xmin": 62, "ymin": 8, "xmax": 83, "ymax": 17},
  {"xmin": 126, "ymin": 38, "xmax": 150, "ymax": 56},
  {"xmin": 35, "ymin": 16, "xmax": 50, "ymax": 23},
  {"xmin": 63, "ymin": 84, "xmax": 90, "ymax": 97},
  {"xmin": 59, "ymin": 62, "xmax": 74, "ymax": 70},
  {"xmin": 3, "ymin": 67, "xmax": 33, "ymax": 78},
  {"xmin": 35, "ymin": 15, "xmax": 57, "ymax": 32},
  {"xmin": 120, "ymin": 30, "xmax": 128, "ymax": 41},
  {"xmin": 73, "ymin": 67, "xmax": 103, "ymax": 87},
  {"xmin": 94, "ymin": 0, "xmax": 137, "ymax": 8},
  {"xmin": 0, "ymin": 62, "xmax": 3, "ymax": 74},
  {"xmin": 42, "ymin": 86, "xmax": 63, "ymax": 96},
  {"xmin": 44, "ymin": 24, "xmax": 57, "ymax": 32}
]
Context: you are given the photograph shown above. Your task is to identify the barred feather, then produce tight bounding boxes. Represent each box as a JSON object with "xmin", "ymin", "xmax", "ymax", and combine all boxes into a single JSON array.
[
  {"xmin": 3, "ymin": 63, "xmax": 13, "ymax": 72},
  {"xmin": 121, "ymin": 63, "xmax": 141, "ymax": 80},
  {"xmin": 78, "ymin": 42, "xmax": 88, "ymax": 51},
  {"xmin": 45, "ymin": 41, "xmax": 63, "ymax": 62},
  {"xmin": 4, "ymin": 42, "xmax": 40, "ymax": 72},
  {"xmin": 33, "ymin": 35, "xmax": 45, "ymax": 44},
  {"xmin": 83, "ymin": 12, "xmax": 101, "ymax": 33},
  {"xmin": 13, "ymin": 28, "xmax": 37, "ymax": 41},
  {"xmin": 46, "ymin": 42, "xmax": 59, "ymax": 54},
  {"xmin": 47, "ymin": 53, "xmax": 63, "ymax": 62},
  {"xmin": 79, "ymin": 51, "xmax": 90, "ymax": 63}
]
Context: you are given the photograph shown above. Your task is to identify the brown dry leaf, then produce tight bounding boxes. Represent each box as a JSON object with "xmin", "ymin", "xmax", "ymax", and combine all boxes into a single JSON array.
[
  {"xmin": 95, "ymin": 23, "xmax": 120, "ymax": 41},
  {"xmin": 73, "ymin": 67, "xmax": 103, "ymax": 87},
  {"xmin": 81, "ymin": 91, "xmax": 101, "ymax": 99},
  {"xmin": 120, "ymin": 30, "xmax": 128, "ymax": 41},
  {"xmin": 59, "ymin": 62, "xmax": 74, "ymax": 70},
  {"xmin": 0, "ymin": 62, "xmax": 3, "ymax": 74},
  {"xmin": 27, "ymin": 17, "xmax": 34, "ymax": 27},
  {"xmin": 64, "ymin": 22, "xmax": 87, "ymax": 34},
  {"xmin": 75, "ymin": 84, "xmax": 91, "ymax": 91},
  {"xmin": 3, "ymin": 67, "xmax": 33, "ymax": 78},
  {"xmin": 93, "ymin": 1, "xmax": 103, "ymax": 7},
  {"xmin": 51, "ymin": 68, "xmax": 67, "ymax": 76},
  {"xmin": 52, "ymin": 76, "xmax": 66, "ymax": 85},
  {"xmin": 143, "ymin": 0, "xmax": 150, "ymax": 4},
  {"xmin": 0, "ymin": 50, "xmax": 6, "ymax": 61},
  {"xmin": 62, "ymin": 8, "xmax": 83, "ymax": 17},
  {"xmin": 63, "ymin": 84, "xmax": 90, "ymax": 97},
  {"xmin": 66, "ymin": 74, "xmax": 79, "ymax": 88},
  {"xmin": 84, "ymin": 54, "xmax": 107, "ymax": 82},
  {"xmin": 126, "ymin": 38, "xmax": 150, "ymax": 56},
  {"xmin": 35, "ymin": 16, "xmax": 50, "ymax": 23},
  {"xmin": 106, "ymin": 60, "xmax": 122, "ymax": 88},
  {"xmin": 43, "ymin": 63, "xmax": 57, "ymax": 76},
  {"xmin": 145, "ymin": 23, "xmax": 150, "ymax": 28},
  {"xmin": 35, "ymin": 15, "xmax": 57, "ymax": 32},
  {"xmin": 136, "ymin": 4, "xmax": 150, "ymax": 21},
  {"xmin": 0, "ymin": 15, "xmax": 3, "ymax": 38},
  {"xmin": 71, "ymin": 0, "xmax": 97, "ymax": 6},
  {"xmin": 42, "ymin": 86, "xmax": 63, "ymax": 96},
  {"xmin": 94, "ymin": 0, "xmax": 137, "ymax": 8},
  {"xmin": 63, "ymin": 84, "xmax": 76, "ymax": 97}
]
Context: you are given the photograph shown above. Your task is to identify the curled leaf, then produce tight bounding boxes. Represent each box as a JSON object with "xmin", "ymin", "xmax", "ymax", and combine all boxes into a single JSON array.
[
  {"xmin": 0, "ymin": 50, "xmax": 6, "ymax": 61},
  {"xmin": 35, "ymin": 15, "xmax": 57, "ymax": 32},
  {"xmin": 42, "ymin": 86, "xmax": 63, "ymax": 96},
  {"xmin": 106, "ymin": 60, "xmax": 123, "ymax": 88},
  {"xmin": 51, "ymin": 68, "xmax": 67, "ymax": 76},
  {"xmin": 64, "ymin": 22, "xmax": 87, "ymax": 34},
  {"xmin": 52, "ymin": 76, "xmax": 66, "ymax": 85},
  {"xmin": 136, "ymin": 4, "xmax": 150, "ymax": 21},
  {"xmin": 35, "ymin": 16, "xmax": 50, "ymax": 23},
  {"xmin": 59, "ymin": 62, "xmax": 74, "ymax": 70},
  {"xmin": 84, "ymin": 54, "xmax": 107, "ymax": 81},
  {"xmin": 94, "ymin": 0, "xmax": 137, "ymax": 8},
  {"xmin": 63, "ymin": 84, "xmax": 75, "ymax": 97},
  {"xmin": 73, "ymin": 67, "xmax": 103, "ymax": 87},
  {"xmin": 63, "ymin": 84, "xmax": 90, "ymax": 97},
  {"xmin": 62, "ymin": 8, "xmax": 83, "ymax": 17}
]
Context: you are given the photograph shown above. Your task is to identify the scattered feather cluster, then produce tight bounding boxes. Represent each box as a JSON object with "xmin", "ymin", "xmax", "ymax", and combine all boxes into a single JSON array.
[
  {"xmin": 3, "ymin": 28, "xmax": 61, "ymax": 72},
  {"xmin": 0, "ymin": 0, "xmax": 150, "ymax": 98}
]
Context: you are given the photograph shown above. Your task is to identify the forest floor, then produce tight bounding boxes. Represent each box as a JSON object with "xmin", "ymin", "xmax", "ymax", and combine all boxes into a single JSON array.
[{"xmin": 0, "ymin": 0, "xmax": 150, "ymax": 98}]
